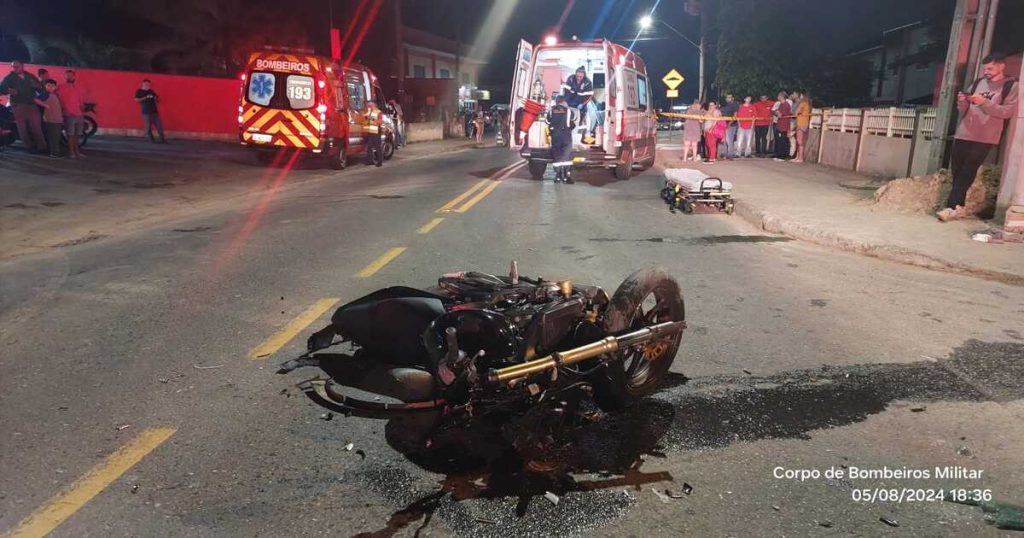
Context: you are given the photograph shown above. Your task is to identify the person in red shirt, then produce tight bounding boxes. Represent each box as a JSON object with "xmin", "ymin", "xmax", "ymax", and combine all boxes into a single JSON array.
[
  {"xmin": 736, "ymin": 96, "xmax": 757, "ymax": 158},
  {"xmin": 753, "ymin": 95, "xmax": 774, "ymax": 157},
  {"xmin": 56, "ymin": 70, "xmax": 85, "ymax": 158}
]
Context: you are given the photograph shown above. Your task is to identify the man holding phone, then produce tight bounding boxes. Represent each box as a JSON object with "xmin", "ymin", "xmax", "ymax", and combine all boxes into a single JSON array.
[{"xmin": 938, "ymin": 53, "xmax": 1018, "ymax": 221}]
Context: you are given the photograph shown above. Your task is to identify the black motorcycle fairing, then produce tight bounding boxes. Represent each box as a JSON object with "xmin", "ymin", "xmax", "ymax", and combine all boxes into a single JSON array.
[{"xmin": 331, "ymin": 296, "xmax": 446, "ymax": 366}]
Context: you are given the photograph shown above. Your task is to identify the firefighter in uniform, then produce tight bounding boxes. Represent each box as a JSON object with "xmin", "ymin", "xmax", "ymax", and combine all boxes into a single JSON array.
[
  {"xmin": 562, "ymin": 66, "xmax": 595, "ymax": 145},
  {"xmin": 365, "ymin": 101, "xmax": 384, "ymax": 167},
  {"xmin": 549, "ymin": 95, "xmax": 578, "ymax": 184}
]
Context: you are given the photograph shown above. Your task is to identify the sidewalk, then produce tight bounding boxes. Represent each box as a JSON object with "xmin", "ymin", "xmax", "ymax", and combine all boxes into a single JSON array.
[
  {"xmin": 0, "ymin": 136, "xmax": 476, "ymax": 261},
  {"xmin": 657, "ymin": 148, "xmax": 1024, "ymax": 286}
]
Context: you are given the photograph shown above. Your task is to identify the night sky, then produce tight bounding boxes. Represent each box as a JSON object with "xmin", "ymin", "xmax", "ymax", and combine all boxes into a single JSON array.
[
  {"xmin": 399, "ymin": 0, "xmax": 949, "ymax": 104},
  {"xmin": 6, "ymin": 0, "xmax": 964, "ymax": 105}
]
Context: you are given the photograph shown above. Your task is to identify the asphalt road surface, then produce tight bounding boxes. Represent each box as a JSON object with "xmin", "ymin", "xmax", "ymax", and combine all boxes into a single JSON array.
[{"xmin": 2, "ymin": 142, "xmax": 1023, "ymax": 537}]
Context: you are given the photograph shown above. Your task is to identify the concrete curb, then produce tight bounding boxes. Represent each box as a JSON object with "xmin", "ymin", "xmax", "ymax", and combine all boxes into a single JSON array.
[{"xmin": 734, "ymin": 200, "xmax": 1024, "ymax": 287}]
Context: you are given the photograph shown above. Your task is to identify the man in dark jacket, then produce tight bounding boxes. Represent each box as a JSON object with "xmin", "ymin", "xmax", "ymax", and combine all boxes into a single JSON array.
[
  {"xmin": 0, "ymin": 61, "xmax": 46, "ymax": 153},
  {"xmin": 720, "ymin": 94, "xmax": 740, "ymax": 159},
  {"xmin": 562, "ymin": 66, "xmax": 594, "ymax": 144},
  {"xmin": 549, "ymin": 95, "xmax": 578, "ymax": 184}
]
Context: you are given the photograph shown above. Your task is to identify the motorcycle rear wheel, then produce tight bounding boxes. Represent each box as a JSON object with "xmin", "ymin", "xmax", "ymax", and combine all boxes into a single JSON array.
[{"xmin": 592, "ymin": 268, "xmax": 685, "ymax": 411}]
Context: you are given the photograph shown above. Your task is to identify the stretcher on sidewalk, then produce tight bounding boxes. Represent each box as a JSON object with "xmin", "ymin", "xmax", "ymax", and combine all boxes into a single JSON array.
[{"xmin": 660, "ymin": 168, "xmax": 735, "ymax": 215}]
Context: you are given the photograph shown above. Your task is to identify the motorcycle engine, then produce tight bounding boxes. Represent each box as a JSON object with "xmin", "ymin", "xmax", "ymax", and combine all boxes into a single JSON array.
[{"xmin": 423, "ymin": 309, "xmax": 518, "ymax": 377}]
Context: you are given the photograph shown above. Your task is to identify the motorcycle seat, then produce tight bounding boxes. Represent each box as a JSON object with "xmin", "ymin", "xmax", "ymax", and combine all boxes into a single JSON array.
[{"xmin": 331, "ymin": 293, "xmax": 446, "ymax": 367}]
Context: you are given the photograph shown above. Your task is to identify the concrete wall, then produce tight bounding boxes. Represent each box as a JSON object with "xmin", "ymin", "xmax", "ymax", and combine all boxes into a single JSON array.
[
  {"xmin": 805, "ymin": 129, "xmax": 822, "ymax": 163},
  {"xmin": 811, "ymin": 128, "xmax": 938, "ymax": 179},
  {"xmin": 406, "ymin": 121, "xmax": 444, "ymax": 142},
  {"xmin": 818, "ymin": 131, "xmax": 858, "ymax": 170},
  {"xmin": 859, "ymin": 135, "xmax": 911, "ymax": 178},
  {"xmin": 910, "ymin": 138, "xmax": 938, "ymax": 176},
  {"xmin": 1, "ymin": 63, "xmax": 238, "ymax": 138}
]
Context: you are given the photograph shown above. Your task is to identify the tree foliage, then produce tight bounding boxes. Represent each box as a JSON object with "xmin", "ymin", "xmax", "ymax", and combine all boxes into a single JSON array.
[{"xmin": 715, "ymin": 0, "xmax": 876, "ymax": 107}]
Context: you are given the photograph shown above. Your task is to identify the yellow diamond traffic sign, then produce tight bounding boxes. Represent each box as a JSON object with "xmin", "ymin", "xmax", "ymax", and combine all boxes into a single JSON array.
[{"xmin": 662, "ymin": 69, "xmax": 685, "ymax": 90}]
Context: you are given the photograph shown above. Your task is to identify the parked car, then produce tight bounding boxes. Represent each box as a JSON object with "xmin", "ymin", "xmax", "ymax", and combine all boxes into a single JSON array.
[
  {"xmin": 657, "ymin": 116, "xmax": 682, "ymax": 131},
  {"xmin": 239, "ymin": 48, "xmax": 397, "ymax": 169}
]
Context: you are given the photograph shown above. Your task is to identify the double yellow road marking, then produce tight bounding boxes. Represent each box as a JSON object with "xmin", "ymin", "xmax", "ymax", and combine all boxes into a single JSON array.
[
  {"xmin": 436, "ymin": 160, "xmax": 525, "ymax": 214},
  {"xmin": 7, "ymin": 427, "xmax": 176, "ymax": 538}
]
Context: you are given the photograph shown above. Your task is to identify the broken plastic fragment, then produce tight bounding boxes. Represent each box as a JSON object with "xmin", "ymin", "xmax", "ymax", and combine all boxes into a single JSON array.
[
  {"xmin": 544, "ymin": 491, "xmax": 560, "ymax": 505},
  {"xmin": 344, "ymin": 443, "xmax": 354, "ymax": 451},
  {"xmin": 880, "ymin": 516, "xmax": 899, "ymax": 528},
  {"xmin": 320, "ymin": 412, "xmax": 333, "ymax": 421},
  {"xmin": 651, "ymin": 488, "xmax": 671, "ymax": 503}
]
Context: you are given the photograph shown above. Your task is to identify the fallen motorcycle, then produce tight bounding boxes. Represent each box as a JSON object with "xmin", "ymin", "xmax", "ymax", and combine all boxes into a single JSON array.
[{"xmin": 279, "ymin": 264, "xmax": 686, "ymax": 460}]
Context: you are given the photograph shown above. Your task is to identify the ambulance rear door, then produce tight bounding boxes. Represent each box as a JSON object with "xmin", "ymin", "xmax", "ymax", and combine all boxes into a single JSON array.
[
  {"xmin": 508, "ymin": 39, "xmax": 534, "ymax": 148},
  {"xmin": 602, "ymin": 40, "xmax": 615, "ymax": 154}
]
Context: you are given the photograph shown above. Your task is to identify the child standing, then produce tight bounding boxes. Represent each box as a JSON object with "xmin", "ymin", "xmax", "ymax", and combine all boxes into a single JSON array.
[{"xmin": 34, "ymin": 79, "xmax": 63, "ymax": 157}]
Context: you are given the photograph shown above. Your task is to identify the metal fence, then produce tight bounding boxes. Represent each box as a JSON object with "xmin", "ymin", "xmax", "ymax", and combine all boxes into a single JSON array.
[{"xmin": 812, "ymin": 107, "xmax": 937, "ymax": 139}]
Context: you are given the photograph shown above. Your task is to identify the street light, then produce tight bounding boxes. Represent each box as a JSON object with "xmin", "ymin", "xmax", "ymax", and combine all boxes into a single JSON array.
[
  {"xmin": 544, "ymin": 35, "xmax": 558, "ymax": 46},
  {"xmin": 638, "ymin": 16, "xmax": 705, "ymax": 100}
]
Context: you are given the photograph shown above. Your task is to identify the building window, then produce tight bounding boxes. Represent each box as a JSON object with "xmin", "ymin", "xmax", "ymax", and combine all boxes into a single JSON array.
[
  {"xmin": 439, "ymin": 68, "xmax": 451, "ymax": 79},
  {"xmin": 413, "ymin": 65, "xmax": 426, "ymax": 78},
  {"xmin": 461, "ymin": 72, "xmax": 470, "ymax": 84}
]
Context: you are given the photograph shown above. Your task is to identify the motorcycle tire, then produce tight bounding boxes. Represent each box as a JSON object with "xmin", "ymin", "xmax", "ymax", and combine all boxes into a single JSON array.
[
  {"xmin": 383, "ymin": 135, "xmax": 395, "ymax": 160},
  {"xmin": 84, "ymin": 116, "xmax": 98, "ymax": 138},
  {"xmin": 592, "ymin": 268, "xmax": 685, "ymax": 411}
]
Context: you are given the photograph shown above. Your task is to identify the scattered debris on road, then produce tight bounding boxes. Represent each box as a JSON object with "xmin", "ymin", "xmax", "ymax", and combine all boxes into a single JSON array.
[
  {"xmin": 818, "ymin": 520, "xmax": 833, "ymax": 528},
  {"xmin": 475, "ymin": 517, "xmax": 496, "ymax": 525},
  {"xmin": 772, "ymin": 504, "xmax": 781, "ymax": 511},
  {"xmin": 957, "ymin": 446, "xmax": 972, "ymax": 456},
  {"xmin": 682, "ymin": 482, "xmax": 693, "ymax": 495},
  {"xmin": 910, "ymin": 406, "xmax": 926, "ymax": 412},
  {"xmin": 116, "ymin": 424, "xmax": 131, "ymax": 431},
  {"xmin": 666, "ymin": 488, "xmax": 687, "ymax": 499},
  {"xmin": 320, "ymin": 412, "xmax": 333, "ymax": 421},
  {"xmin": 192, "ymin": 363, "xmax": 224, "ymax": 370},
  {"xmin": 652, "ymin": 488, "xmax": 672, "ymax": 503},
  {"xmin": 344, "ymin": 443, "xmax": 354, "ymax": 451},
  {"xmin": 880, "ymin": 516, "xmax": 899, "ymax": 528},
  {"xmin": 355, "ymin": 449, "xmax": 366, "ymax": 460},
  {"xmin": 544, "ymin": 491, "xmax": 560, "ymax": 506},
  {"xmin": 131, "ymin": 484, "xmax": 139, "ymax": 494}
]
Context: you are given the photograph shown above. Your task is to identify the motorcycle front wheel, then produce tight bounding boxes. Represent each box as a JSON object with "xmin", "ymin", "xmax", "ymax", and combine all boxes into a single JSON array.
[{"xmin": 592, "ymin": 268, "xmax": 685, "ymax": 411}]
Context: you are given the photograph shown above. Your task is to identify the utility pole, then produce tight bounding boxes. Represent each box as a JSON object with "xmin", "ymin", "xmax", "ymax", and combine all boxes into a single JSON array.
[
  {"xmin": 698, "ymin": 34, "xmax": 705, "ymax": 101},
  {"xmin": 926, "ymin": 0, "xmax": 969, "ymax": 172},
  {"xmin": 698, "ymin": 3, "xmax": 708, "ymax": 101},
  {"xmin": 394, "ymin": 1, "xmax": 404, "ymax": 101}
]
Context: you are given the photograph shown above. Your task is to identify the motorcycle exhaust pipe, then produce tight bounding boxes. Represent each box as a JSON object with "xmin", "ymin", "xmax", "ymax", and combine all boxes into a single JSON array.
[{"xmin": 486, "ymin": 320, "xmax": 686, "ymax": 385}]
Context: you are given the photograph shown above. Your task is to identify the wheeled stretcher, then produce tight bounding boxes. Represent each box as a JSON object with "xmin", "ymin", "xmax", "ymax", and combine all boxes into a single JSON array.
[{"xmin": 660, "ymin": 168, "xmax": 735, "ymax": 215}]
